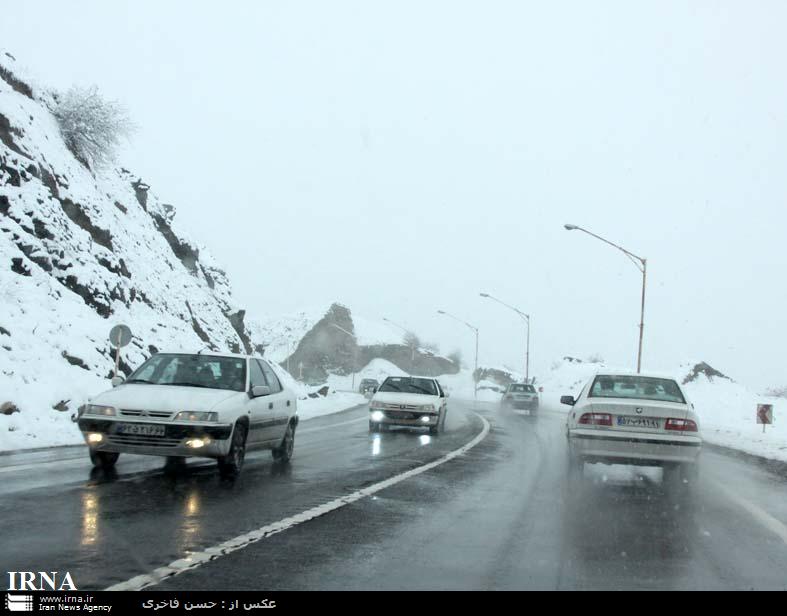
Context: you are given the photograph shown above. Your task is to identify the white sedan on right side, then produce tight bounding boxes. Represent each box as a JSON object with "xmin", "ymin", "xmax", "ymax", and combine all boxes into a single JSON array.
[{"xmin": 562, "ymin": 371, "xmax": 702, "ymax": 487}]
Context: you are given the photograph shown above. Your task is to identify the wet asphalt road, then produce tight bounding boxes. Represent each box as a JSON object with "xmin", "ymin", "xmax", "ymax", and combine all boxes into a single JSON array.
[{"xmin": 2, "ymin": 399, "xmax": 787, "ymax": 590}]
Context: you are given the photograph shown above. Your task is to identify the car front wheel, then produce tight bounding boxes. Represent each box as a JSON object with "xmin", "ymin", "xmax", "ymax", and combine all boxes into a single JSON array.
[
  {"xmin": 89, "ymin": 450, "xmax": 119, "ymax": 469},
  {"xmin": 429, "ymin": 412, "xmax": 442, "ymax": 435},
  {"xmin": 218, "ymin": 423, "xmax": 247, "ymax": 478}
]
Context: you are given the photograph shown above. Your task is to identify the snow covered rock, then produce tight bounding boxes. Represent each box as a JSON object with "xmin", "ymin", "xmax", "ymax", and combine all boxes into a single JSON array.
[{"xmin": 250, "ymin": 302, "xmax": 459, "ymax": 383}]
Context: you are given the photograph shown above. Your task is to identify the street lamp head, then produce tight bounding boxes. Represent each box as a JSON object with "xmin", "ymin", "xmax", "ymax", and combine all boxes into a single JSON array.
[
  {"xmin": 564, "ymin": 224, "xmax": 578, "ymax": 231},
  {"xmin": 479, "ymin": 293, "xmax": 489, "ymax": 298},
  {"xmin": 437, "ymin": 310, "xmax": 446, "ymax": 315}
]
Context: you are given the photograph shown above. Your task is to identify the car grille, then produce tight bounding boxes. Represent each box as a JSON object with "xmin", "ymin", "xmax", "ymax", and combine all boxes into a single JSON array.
[
  {"xmin": 107, "ymin": 434, "xmax": 181, "ymax": 448},
  {"xmin": 379, "ymin": 403, "xmax": 419, "ymax": 410},
  {"xmin": 119, "ymin": 409, "xmax": 172, "ymax": 419},
  {"xmin": 384, "ymin": 411, "xmax": 421, "ymax": 420}
]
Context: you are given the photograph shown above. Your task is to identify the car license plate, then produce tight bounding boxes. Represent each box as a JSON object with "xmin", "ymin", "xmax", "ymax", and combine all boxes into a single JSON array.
[
  {"xmin": 616, "ymin": 416, "xmax": 660, "ymax": 429},
  {"xmin": 116, "ymin": 423, "xmax": 166, "ymax": 437}
]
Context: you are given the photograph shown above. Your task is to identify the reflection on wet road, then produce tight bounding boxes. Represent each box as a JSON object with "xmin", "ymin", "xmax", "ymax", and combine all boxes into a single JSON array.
[{"xmin": 2, "ymin": 401, "xmax": 787, "ymax": 590}]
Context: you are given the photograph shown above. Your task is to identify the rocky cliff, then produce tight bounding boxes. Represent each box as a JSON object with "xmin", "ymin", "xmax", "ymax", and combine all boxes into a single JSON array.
[{"xmin": 0, "ymin": 51, "xmax": 255, "ymax": 448}]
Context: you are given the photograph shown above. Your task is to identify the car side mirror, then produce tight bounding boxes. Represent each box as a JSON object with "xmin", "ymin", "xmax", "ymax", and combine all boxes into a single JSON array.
[
  {"xmin": 251, "ymin": 385, "xmax": 271, "ymax": 398},
  {"xmin": 560, "ymin": 395, "xmax": 576, "ymax": 406},
  {"xmin": 111, "ymin": 376, "xmax": 124, "ymax": 388}
]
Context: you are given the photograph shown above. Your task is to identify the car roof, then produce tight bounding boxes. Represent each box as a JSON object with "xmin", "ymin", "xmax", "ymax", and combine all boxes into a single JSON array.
[
  {"xmin": 156, "ymin": 351, "xmax": 255, "ymax": 361},
  {"xmin": 592, "ymin": 370, "xmax": 682, "ymax": 382},
  {"xmin": 384, "ymin": 375, "xmax": 438, "ymax": 381}
]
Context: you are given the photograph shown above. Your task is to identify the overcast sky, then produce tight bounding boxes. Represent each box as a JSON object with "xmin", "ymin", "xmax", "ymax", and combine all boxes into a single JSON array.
[{"xmin": 3, "ymin": 1, "xmax": 786, "ymax": 389}]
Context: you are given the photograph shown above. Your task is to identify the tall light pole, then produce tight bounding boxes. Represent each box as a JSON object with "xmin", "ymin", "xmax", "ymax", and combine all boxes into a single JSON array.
[
  {"xmin": 479, "ymin": 293, "xmax": 530, "ymax": 382},
  {"xmin": 437, "ymin": 310, "xmax": 479, "ymax": 400},
  {"xmin": 330, "ymin": 323, "xmax": 359, "ymax": 390},
  {"xmin": 564, "ymin": 224, "xmax": 647, "ymax": 373},
  {"xmin": 383, "ymin": 317, "xmax": 416, "ymax": 362}
]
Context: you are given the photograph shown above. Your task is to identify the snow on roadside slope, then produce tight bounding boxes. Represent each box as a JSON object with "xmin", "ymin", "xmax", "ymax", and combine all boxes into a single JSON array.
[
  {"xmin": 681, "ymin": 366, "xmax": 787, "ymax": 463},
  {"xmin": 268, "ymin": 362, "xmax": 366, "ymax": 422},
  {"xmin": 1, "ymin": 51, "xmax": 255, "ymax": 451},
  {"xmin": 326, "ymin": 358, "xmax": 407, "ymax": 391}
]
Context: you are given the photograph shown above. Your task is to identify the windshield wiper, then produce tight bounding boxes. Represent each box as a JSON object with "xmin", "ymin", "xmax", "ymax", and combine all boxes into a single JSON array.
[{"xmin": 126, "ymin": 379, "xmax": 153, "ymax": 384}]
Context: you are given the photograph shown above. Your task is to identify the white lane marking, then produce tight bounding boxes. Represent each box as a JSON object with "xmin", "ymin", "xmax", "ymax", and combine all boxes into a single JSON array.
[
  {"xmin": 713, "ymin": 480, "xmax": 787, "ymax": 546},
  {"xmin": 106, "ymin": 413, "xmax": 491, "ymax": 591}
]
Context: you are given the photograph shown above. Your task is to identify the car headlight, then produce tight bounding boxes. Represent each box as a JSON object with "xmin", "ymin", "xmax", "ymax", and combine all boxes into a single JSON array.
[
  {"xmin": 174, "ymin": 411, "xmax": 219, "ymax": 422},
  {"xmin": 418, "ymin": 404, "xmax": 435, "ymax": 412},
  {"xmin": 370, "ymin": 411, "xmax": 384, "ymax": 422},
  {"xmin": 83, "ymin": 404, "xmax": 117, "ymax": 417}
]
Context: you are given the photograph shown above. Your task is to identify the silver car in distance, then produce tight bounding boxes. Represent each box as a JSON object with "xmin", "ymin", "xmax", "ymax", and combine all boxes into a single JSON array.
[{"xmin": 76, "ymin": 352, "xmax": 298, "ymax": 478}]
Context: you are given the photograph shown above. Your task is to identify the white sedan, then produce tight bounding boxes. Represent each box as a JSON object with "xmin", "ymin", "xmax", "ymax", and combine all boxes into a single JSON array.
[
  {"xmin": 562, "ymin": 372, "xmax": 702, "ymax": 486},
  {"xmin": 369, "ymin": 376, "xmax": 448, "ymax": 435},
  {"xmin": 76, "ymin": 352, "xmax": 298, "ymax": 478}
]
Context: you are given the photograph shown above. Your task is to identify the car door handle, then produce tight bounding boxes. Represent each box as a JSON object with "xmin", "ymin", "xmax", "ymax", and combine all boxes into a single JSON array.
[
  {"xmin": 269, "ymin": 402, "xmax": 274, "ymax": 410},
  {"xmin": 287, "ymin": 400, "xmax": 291, "ymax": 407}
]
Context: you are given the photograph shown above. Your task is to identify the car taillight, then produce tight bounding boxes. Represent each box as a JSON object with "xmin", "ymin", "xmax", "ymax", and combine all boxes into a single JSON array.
[
  {"xmin": 665, "ymin": 418, "xmax": 698, "ymax": 432},
  {"xmin": 578, "ymin": 413, "xmax": 612, "ymax": 426}
]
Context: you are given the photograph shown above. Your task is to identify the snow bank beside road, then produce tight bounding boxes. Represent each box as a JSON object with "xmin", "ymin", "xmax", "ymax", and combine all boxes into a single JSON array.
[{"xmin": 683, "ymin": 374, "xmax": 787, "ymax": 462}]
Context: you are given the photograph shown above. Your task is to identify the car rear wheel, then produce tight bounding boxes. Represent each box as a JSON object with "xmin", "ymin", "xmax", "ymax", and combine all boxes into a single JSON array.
[
  {"xmin": 272, "ymin": 423, "xmax": 295, "ymax": 463},
  {"xmin": 568, "ymin": 453, "xmax": 584, "ymax": 482},
  {"xmin": 89, "ymin": 450, "xmax": 119, "ymax": 469},
  {"xmin": 218, "ymin": 423, "xmax": 247, "ymax": 478},
  {"xmin": 665, "ymin": 462, "xmax": 699, "ymax": 492}
]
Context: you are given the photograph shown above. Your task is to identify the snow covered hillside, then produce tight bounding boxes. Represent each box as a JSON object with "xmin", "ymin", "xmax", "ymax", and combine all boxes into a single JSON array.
[{"xmin": 0, "ymin": 52, "xmax": 259, "ymax": 450}]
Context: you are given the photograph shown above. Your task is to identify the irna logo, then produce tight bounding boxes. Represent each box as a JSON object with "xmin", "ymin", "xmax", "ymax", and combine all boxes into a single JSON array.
[{"xmin": 7, "ymin": 571, "xmax": 78, "ymax": 591}]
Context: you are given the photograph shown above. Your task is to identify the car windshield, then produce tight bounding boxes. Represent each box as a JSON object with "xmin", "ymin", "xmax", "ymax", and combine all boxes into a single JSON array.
[
  {"xmin": 588, "ymin": 375, "xmax": 686, "ymax": 404},
  {"xmin": 378, "ymin": 377, "xmax": 438, "ymax": 396},
  {"xmin": 127, "ymin": 354, "xmax": 247, "ymax": 392},
  {"xmin": 510, "ymin": 384, "xmax": 535, "ymax": 393}
]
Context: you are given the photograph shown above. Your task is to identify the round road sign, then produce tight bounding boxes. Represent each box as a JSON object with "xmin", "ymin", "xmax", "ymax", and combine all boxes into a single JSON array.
[{"xmin": 109, "ymin": 324, "xmax": 133, "ymax": 348}]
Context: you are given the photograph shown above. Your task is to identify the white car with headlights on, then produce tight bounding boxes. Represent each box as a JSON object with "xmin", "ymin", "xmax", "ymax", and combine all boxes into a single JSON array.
[
  {"xmin": 562, "ymin": 372, "xmax": 702, "ymax": 487},
  {"xmin": 76, "ymin": 352, "xmax": 298, "ymax": 478},
  {"xmin": 369, "ymin": 376, "xmax": 448, "ymax": 435}
]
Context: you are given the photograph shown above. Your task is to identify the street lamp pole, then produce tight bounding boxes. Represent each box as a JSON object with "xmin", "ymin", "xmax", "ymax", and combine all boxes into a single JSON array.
[
  {"xmin": 564, "ymin": 224, "xmax": 647, "ymax": 373},
  {"xmin": 437, "ymin": 310, "xmax": 479, "ymax": 400},
  {"xmin": 330, "ymin": 323, "xmax": 359, "ymax": 390},
  {"xmin": 479, "ymin": 293, "xmax": 530, "ymax": 382}
]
